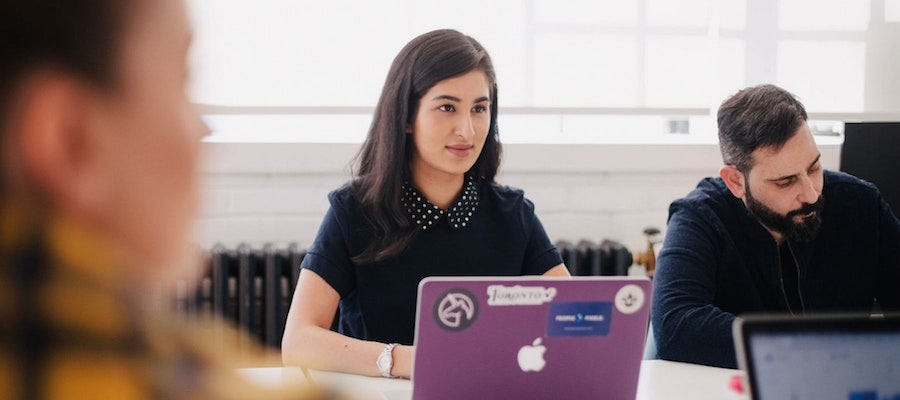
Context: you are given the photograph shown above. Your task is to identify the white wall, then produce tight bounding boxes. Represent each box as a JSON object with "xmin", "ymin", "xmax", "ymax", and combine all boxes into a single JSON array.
[{"xmin": 196, "ymin": 139, "xmax": 842, "ymax": 253}]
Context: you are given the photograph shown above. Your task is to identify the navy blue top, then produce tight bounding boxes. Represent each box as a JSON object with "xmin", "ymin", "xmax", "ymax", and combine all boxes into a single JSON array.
[
  {"xmin": 301, "ymin": 180, "xmax": 563, "ymax": 345},
  {"xmin": 652, "ymin": 170, "xmax": 900, "ymax": 368}
]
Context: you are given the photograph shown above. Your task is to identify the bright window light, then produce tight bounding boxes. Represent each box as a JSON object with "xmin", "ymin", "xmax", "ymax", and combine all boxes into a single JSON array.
[
  {"xmin": 646, "ymin": 0, "xmax": 711, "ymax": 28},
  {"xmin": 720, "ymin": 0, "xmax": 747, "ymax": 30},
  {"xmin": 886, "ymin": 0, "xmax": 900, "ymax": 22},
  {"xmin": 187, "ymin": 0, "xmax": 897, "ymax": 141},
  {"xmin": 715, "ymin": 39, "xmax": 747, "ymax": 103},
  {"xmin": 776, "ymin": 41, "xmax": 866, "ymax": 112},
  {"xmin": 188, "ymin": 0, "xmax": 408, "ymax": 106},
  {"xmin": 645, "ymin": 36, "xmax": 712, "ymax": 107},
  {"xmin": 532, "ymin": 0, "xmax": 639, "ymax": 26},
  {"xmin": 778, "ymin": 0, "xmax": 871, "ymax": 31},
  {"xmin": 533, "ymin": 33, "xmax": 639, "ymax": 107}
]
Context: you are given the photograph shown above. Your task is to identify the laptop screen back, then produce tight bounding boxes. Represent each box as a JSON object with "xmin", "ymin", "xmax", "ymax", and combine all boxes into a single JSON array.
[
  {"xmin": 411, "ymin": 276, "xmax": 652, "ymax": 400},
  {"xmin": 736, "ymin": 316, "xmax": 900, "ymax": 400}
]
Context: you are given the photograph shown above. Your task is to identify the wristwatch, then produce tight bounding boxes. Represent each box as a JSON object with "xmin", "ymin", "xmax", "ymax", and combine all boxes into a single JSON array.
[{"xmin": 377, "ymin": 343, "xmax": 398, "ymax": 378}]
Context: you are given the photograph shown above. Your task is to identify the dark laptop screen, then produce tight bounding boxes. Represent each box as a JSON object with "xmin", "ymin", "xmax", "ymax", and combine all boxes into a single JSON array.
[{"xmin": 840, "ymin": 122, "xmax": 900, "ymax": 217}]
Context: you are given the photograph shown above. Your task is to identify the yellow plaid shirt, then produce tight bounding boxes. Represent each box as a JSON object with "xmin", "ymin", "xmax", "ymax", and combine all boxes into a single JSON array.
[{"xmin": 0, "ymin": 202, "xmax": 336, "ymax": 399}]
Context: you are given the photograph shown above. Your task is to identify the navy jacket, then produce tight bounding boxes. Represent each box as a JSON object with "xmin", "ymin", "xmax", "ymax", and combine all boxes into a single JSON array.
[{"xmin": 652, "ymin": 170, "xmax": 900, "ymax": 368}]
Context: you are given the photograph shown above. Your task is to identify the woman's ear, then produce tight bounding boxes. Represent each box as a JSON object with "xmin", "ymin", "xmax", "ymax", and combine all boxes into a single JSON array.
[
  {"xmin": 719, "ymin": 164, "xmax": 747, "ymax": 199},
  {"xmin": 14, "ymin": 71, "xmax": 108, "ymax": 215}
]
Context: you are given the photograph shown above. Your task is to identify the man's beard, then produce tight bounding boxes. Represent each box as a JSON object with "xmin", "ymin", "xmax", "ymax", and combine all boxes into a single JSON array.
[{"xmin": 745, "ymin": 184, "xmax": 825, "ymax": 242}]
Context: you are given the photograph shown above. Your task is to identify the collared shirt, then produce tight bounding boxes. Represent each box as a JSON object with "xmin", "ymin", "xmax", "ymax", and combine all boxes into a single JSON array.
[{"xmin": 401, "ymin": 175, "xmax": 479, "ymax": 231}]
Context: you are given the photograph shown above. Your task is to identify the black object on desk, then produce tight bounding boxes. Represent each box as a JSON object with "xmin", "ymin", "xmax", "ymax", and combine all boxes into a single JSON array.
[{"xmin": 841, "ymin": 122, "xmax": 900, "ymax": 216}]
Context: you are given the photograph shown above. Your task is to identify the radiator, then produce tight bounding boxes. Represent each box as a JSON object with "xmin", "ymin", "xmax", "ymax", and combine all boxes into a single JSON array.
[
  {"xmin": 177, "ymin": 240, "xmax": 632, "ymax": 349},
  {"xmin": 555, "ymin": 239, "xmax": 633, "ymax": 277},
  {"xmin": 176, "ymin": 243, "xmax": 305, "ymax": 349}
]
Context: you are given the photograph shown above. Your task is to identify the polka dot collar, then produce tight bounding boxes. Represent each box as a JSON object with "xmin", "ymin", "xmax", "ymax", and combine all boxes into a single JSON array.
[{"xmin": 401, "ymin": 175, "xmax": 479, "ymax": 231}]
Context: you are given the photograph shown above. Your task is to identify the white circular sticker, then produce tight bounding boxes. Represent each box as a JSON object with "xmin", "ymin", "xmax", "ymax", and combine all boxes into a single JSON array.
[{"xmin": 614, "ymin": 284, "xmax": 645, "ymax": 315}]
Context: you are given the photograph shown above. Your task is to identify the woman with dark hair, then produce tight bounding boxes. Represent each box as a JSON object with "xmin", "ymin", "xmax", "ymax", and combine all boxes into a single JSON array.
[{"xmin": 282, "ymin": 29, "xmax": 569, "ymax": 378}]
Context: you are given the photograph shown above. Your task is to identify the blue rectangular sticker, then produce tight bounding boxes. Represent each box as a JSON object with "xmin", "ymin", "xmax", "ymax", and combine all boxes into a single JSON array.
[{"xmin": 546, "ymin": 302, "xmax": 612, "ymax": 337}]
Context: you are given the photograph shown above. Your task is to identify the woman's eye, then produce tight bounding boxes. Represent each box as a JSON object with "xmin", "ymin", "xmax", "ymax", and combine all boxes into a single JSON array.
[
  {"xmin": 473, "ymin": 105, "xmax": 487, "ymax": 113},
  {"xmin": 439, "ymin": 104, "xmax": 455, "ymax": 112}
]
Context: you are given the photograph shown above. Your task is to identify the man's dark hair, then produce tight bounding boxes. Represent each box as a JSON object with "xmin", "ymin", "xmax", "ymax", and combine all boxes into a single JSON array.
[
  {"xmin": 1, "ymin": 1, "xmax": 133, "ymax": 200},
  {"xmin": 0, "ymin": 1, "xmax": 131, "ymax": 132},
  {"xmin": 717, "ymin": 84, "xmax": 808, "ymax": 173}
]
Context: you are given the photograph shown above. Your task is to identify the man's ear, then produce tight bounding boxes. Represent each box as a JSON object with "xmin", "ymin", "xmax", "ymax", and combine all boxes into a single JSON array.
[
  {"xmin": 719, "ymin": 164, "xmax": 747, "ymax": 199},
  {"xmin": 15, "ymin": 71, "xmax": 108, "ymax": 215}
]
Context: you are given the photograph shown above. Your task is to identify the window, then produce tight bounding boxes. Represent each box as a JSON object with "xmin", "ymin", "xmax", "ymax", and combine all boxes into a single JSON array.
[{"xmin": 190, "ymin": 0, "xmax": 899, "ymax": 142}]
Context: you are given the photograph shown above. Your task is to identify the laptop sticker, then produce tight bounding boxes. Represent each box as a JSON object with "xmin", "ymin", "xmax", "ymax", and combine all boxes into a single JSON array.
[
  {"xmin": 547, "ymin": 302, "xmax": 613, "ymax": 337},
  {"xmin": 614, "ymin": 284, "xmax": 645, "ymax": 315},
  {"xmin": 433, "ymin": 288, "xmax": 479, "ymax": 331},
  {"xmin": 486, "ymin": 285, "xmax": 557, "ymax": 306}
]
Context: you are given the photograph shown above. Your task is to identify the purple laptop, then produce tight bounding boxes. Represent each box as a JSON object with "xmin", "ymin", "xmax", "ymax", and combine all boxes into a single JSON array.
[{"xmin": 410, "ymin": 276, "xmax": 652, "ymax": 400}]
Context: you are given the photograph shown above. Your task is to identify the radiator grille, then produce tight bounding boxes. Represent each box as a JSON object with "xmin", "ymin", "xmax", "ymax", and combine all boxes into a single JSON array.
[{"xmin": 176, "ymin": 240, "xmax": 631, "ymax": 348}]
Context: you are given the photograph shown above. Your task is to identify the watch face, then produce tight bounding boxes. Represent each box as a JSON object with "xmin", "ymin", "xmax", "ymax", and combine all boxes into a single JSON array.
[{"xmin": 378, "ymin": 352, "xmax": 391, "ymax": 372}]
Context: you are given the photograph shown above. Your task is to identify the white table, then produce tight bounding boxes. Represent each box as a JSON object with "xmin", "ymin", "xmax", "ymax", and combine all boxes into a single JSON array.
[
  {"xmin": 239, "ymin": 359, "xmax": 748, "ymax": 400},
  {"xmin": 636, "ymin": 360, "xmax": 746, "ymax": 400}
]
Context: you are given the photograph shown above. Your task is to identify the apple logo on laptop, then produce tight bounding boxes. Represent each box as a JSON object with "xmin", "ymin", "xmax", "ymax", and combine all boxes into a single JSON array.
[{"xmin": 517, "ymin": 337, "xmax": 547, "ymax": 372}]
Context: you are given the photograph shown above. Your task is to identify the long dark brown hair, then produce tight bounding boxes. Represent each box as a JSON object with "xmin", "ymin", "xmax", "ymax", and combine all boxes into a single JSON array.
[{"xmin": 351, "ymin": 29, "xmax": 502, "ymax": 264}]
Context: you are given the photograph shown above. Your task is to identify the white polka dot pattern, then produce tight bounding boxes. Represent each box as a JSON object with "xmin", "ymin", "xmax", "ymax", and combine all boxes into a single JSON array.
[{"xmin": 401, "ymin": 175, "xmax": 479, "ymax": 231}]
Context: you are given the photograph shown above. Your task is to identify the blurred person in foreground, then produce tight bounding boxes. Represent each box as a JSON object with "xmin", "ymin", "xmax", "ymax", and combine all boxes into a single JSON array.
[{"xmin": 0, "ymin": 0, "xmax": 335, "ymax": 398}]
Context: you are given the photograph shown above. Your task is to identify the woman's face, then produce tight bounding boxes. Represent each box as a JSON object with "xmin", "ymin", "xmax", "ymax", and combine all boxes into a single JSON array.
[{"xmin": 409, "ymin": 69, "xmax": 492, "ymax": 183}]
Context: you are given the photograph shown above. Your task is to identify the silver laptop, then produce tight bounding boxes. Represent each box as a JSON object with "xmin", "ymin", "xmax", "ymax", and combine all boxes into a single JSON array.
[{"xmin": 733, "ymin": 314, "xmax": 900, "ymax": 400}]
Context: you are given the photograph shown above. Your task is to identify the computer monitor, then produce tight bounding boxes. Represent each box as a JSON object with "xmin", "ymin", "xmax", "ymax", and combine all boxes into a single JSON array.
[{"xmin": 840, "ymin": 122, "xmax": 900, "ymax": 216}]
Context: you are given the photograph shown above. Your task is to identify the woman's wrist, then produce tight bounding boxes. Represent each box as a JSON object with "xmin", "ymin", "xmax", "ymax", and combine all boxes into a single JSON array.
[{"xmin": 392, "ymin": 344, "xmax": 413, "ymax": 379}]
